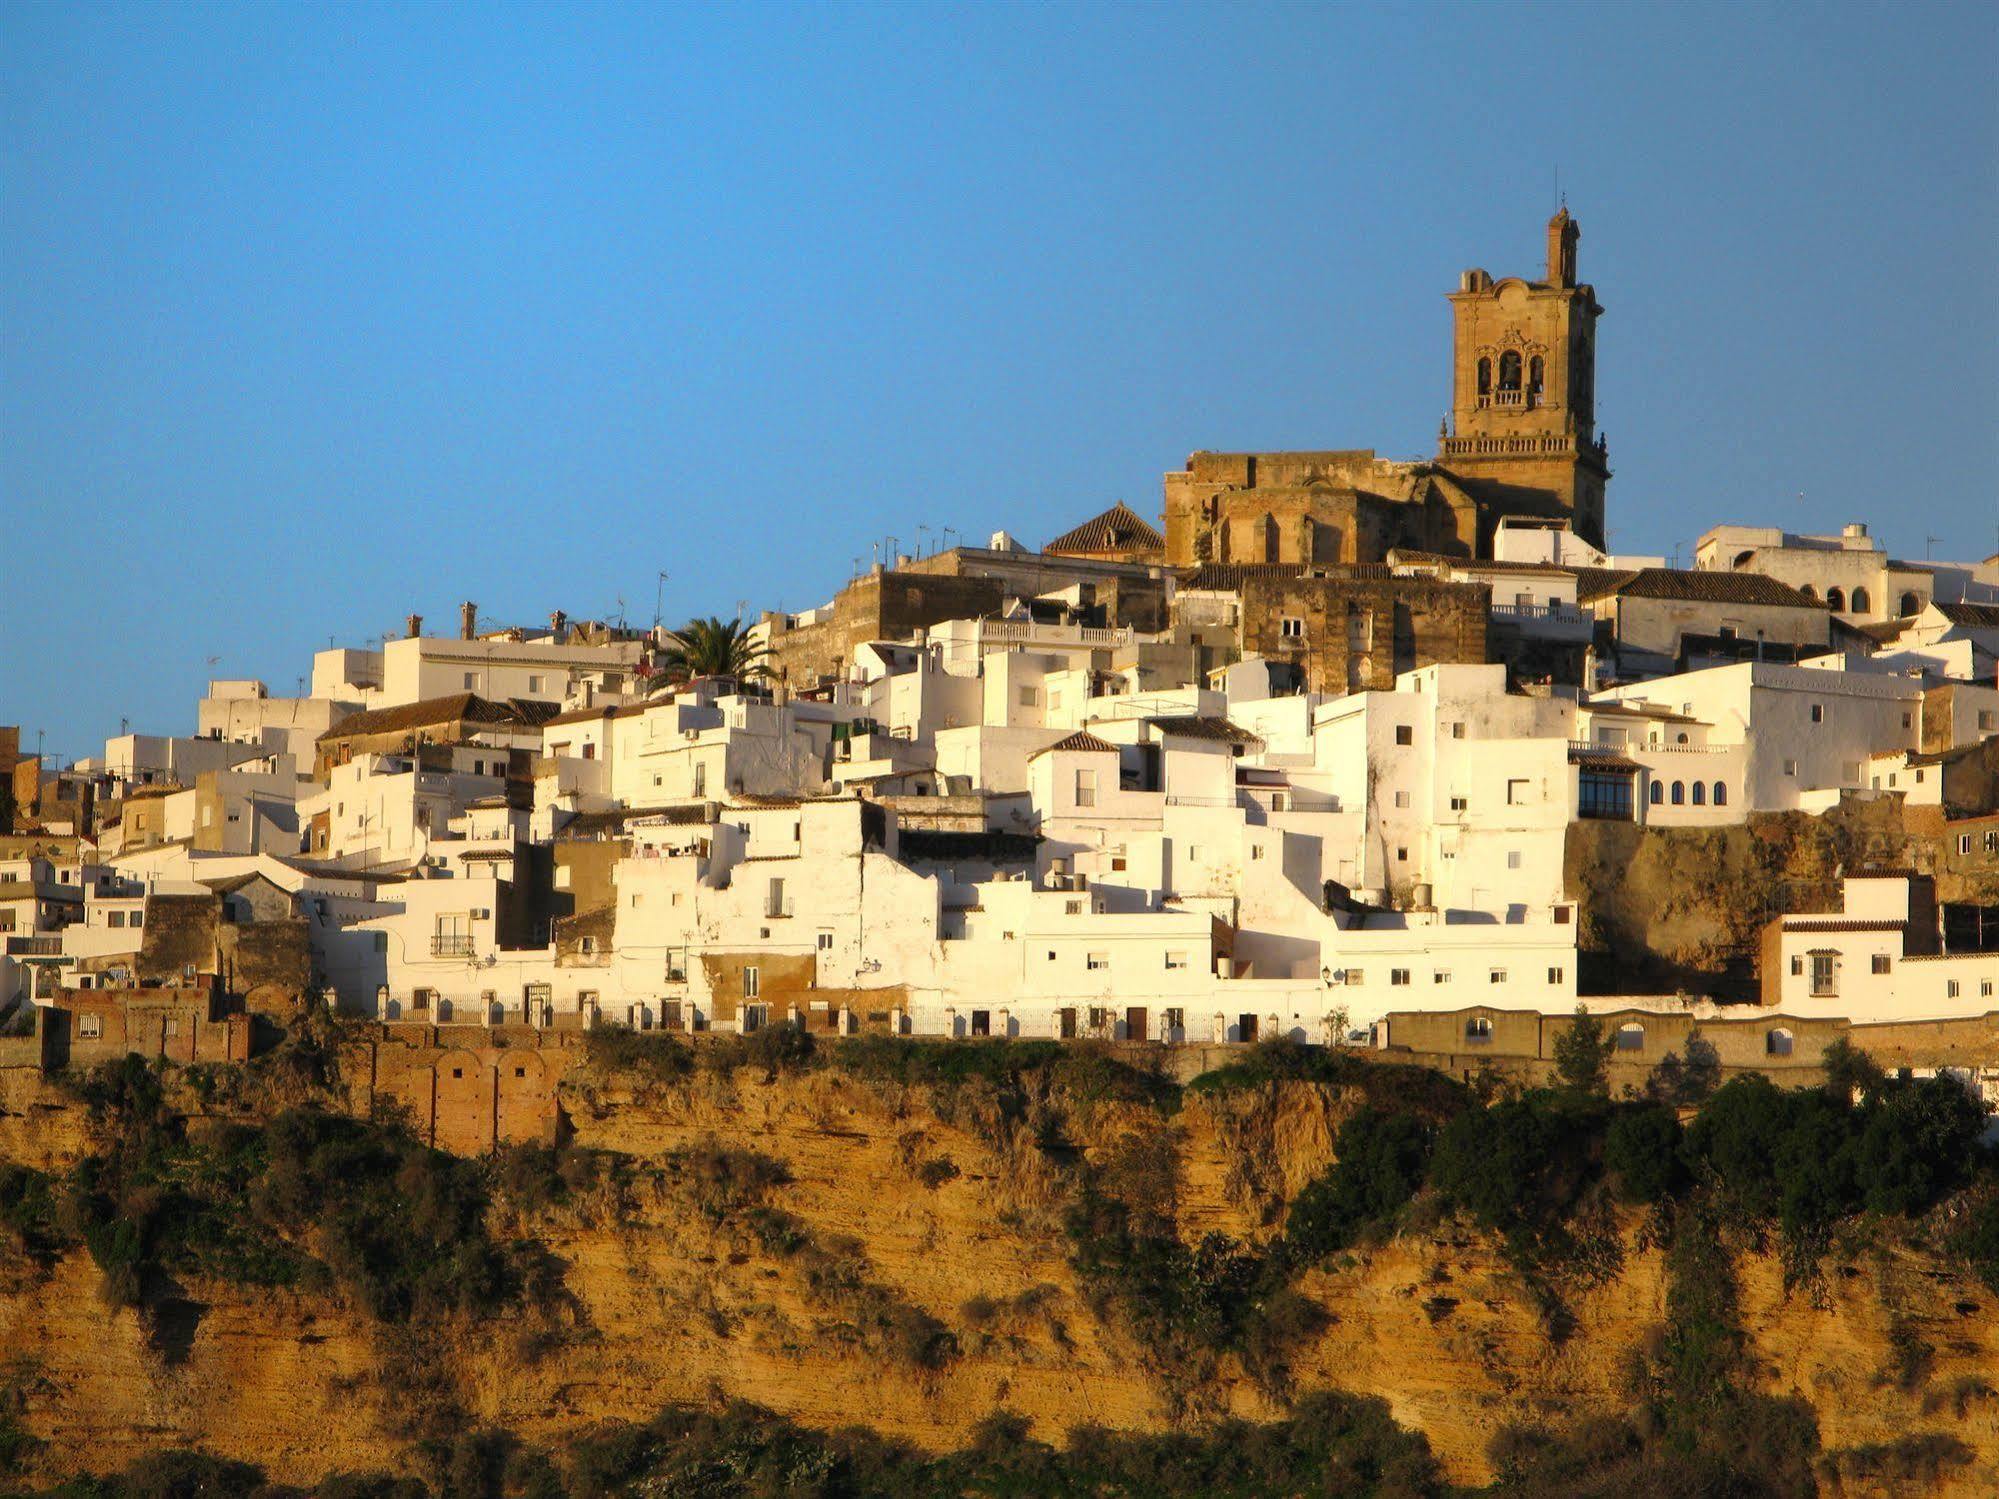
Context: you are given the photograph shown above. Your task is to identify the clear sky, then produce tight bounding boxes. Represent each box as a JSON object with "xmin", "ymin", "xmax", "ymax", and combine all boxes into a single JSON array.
[{"xmin": 4, "ymin": 0, "xmax": 1995, "ymax": 762}]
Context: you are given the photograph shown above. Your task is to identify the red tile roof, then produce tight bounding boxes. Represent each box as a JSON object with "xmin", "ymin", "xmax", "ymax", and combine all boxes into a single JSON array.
[
  {"xmin": 1045, "ymin": 502, "xmax": 1164, "ymax": 557},
  {"xmin": 1031, "ymin": 731, "xmax": 1119, "ymax": 760}
]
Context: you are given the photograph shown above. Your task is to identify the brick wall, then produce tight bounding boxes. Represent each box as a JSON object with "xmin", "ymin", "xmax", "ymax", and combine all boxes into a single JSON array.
[{"xmin": 343, "ymin": 1023, "xmax": 583, "ymax": 1155}]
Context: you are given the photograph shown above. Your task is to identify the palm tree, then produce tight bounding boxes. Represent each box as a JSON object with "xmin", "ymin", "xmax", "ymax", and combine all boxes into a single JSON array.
[{"xmin": 650, "ymin": 615, "xmax": 771, "ymax": 688}]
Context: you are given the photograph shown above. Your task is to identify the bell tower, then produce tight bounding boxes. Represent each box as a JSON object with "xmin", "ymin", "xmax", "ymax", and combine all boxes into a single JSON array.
[{"xmin": 1438, "ymin": 207, "xmax": 1609, "ymax": 549}]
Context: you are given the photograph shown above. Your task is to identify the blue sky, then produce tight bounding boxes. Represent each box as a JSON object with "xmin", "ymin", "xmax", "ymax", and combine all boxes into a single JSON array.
[{"xmin": 4, "ymin": 1, "xmax": 1995, "ymax": 761}]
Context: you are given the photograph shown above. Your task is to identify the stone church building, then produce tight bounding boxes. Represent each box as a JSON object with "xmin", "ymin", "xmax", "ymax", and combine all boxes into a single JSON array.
[{"xmin": 1163, "ymin": 209, "xmax": 1610, "ymax": 567}]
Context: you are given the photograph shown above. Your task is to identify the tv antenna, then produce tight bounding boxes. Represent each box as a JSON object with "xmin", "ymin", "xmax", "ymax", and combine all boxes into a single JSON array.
[{"xmin": 653, "ymin": 571, "xmax": 670, "ymax": 631}]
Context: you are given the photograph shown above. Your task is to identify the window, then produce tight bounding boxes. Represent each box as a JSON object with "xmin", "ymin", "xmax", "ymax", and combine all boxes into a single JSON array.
[
  {"xmin": 1396, "ymin": 846, "xmax": 1408, "ymax": 862},
  {"xmin": 1187, "ymin": 845, "xmax": 1202, "ymax": 863},
  {"xmin": 1713, "ymin": 782, "xmax": 1727, "ymax": 806},
  {"xmin": 1390, "ymin": 969, "xmax": 1411, "ymax": 987},
  {"xmin": 692, "ymin": 762, "xmax": 707, "ymax": 796},
  {"xmin": 1579, "ymin": 769, "xmax": 1635, "ymax": 820},
  {"xmin": 1507, "ymin": 778, "xmax": 1529, "ymax": 805},
  {"xmin": 1783, "ymin": 759, "xmax": 1799, "ymax": 777},
  {"xmin": 1670, "ymin": 781, "xmax": 1684, "ymax": 805},
  {"xmin": 1872, "ymin": 953, "xmax": 1891, "ymax": 975},
  {"xmin": 1345, "ymin": 969, "xmax": 1364, "ymax": 986},
  {"xmin": 742, "ymin": 966, "xmax": 759, "ymax": 999},
  {"xmin": 579, "ymin": 935, "xmax": 597, "ymax": 955},
  {"xmin": 1018, "ymin": 686, "xmax": 1039, "ymax": 707},
  {"xmin": 1947, "ymin": 980, "xmax": 1961, "ymax": 999},
  {"xmin": 1986, "ymin": 831, "xmax": 1998, "ymax": 854},
  {"xmin": 1649, "ymin": 781, "xmax": 1664, "ymax": 805},
  {"xmin": 1450, "ymin": 722, "xmax": 1466, "ymax": 739},
  {"xmin": 1280, "ymin": 616, "xmax": 1305, "ymax": 639},
  {"xmin": 1809, "ymin": 951, "xmax": 1836, "ymax": 997},
  {"xmin": 666, "ymin": 948, "xmax": 688, "ymax": 982},
  {"xmin": 1433, "ymin": 969, "xmax": 1453, "ymax": 985},
  {"xmin": 1981, "ymin": 712, "xmax": 1996, "ymax": 732},
  {"xmin": 1250, "ymin": 844, "xmax": 1265, "ymax": 860},
  {"xmin": 1165, "ymin": 951, "xmax": 1188, "ymax": 970},
  {"xmin": 1615, "ymin": 1023, "xmax": 1645, "ymax": 1051},
  {"xmin": 78, "ymin": 1014, "xmax": 102, "ymax": 1039},
  {"xmin": 1393, "ymin": 790, "xmax": 1410, "ymax": 808},
  {"xmin": 528, "ymin": 674, "xmax": 545, "ymax": 693},
  {"xmin": 1851, "ymin": 587, "xmax": 1870, "ymax": 613},
  {"xmin": 107, "ymin": 910, "xmax": 125, "ymax": 928},
  {"xmin": 1809, "ymin": 703, "xmax": 1824, "ymax": 724},
  {"xmin": 463, "ymin": 672, "xmax": 476, "ymax": 690},
  {"xmin": 1394, "ymin": 725, "xmax": 1413, "ymax": 746},
  {"xmin": 1984, "ymin": 981, "xmax": 1995, "ymax": 999},
  {"xmin": 1490, "ymin": 968, "xmax": 1508, "ymax": 984},
  {"xmin": 1065, "ymin": 900, "xmax": 1083, "ymax": 915},
  {"xmin": 1790, "ymin": 955, "xmax": 1804, "ymax": 977},
  {"xmin": 1449, "ymin": 795, "xmax": 1468, "ymax": 812},
  {"xmin": 1087, "ymin": 952, "xmax": 1109, "ymax": 971},
  {"xmin": 1547, "ymin": 966, "xmax": 1565, "ymax": 984},
  {"xmin": 1766, "ymin": 1027, "xmax": 1794, "ymax": 1057},
  {"xmin": 1691, "ymin": 782, "xmax": 1706, "ymax": 806},
  {"xmin": 1465, "ymin": 1016, "xmax": 1493, "ymax": 1043},
  {"xmin": 1075, "ymin": 768, "xmax": 1097, "ymax": 808},
  {"xmin": 1962, "ymin": 835, "xmax": 1975, "ymax": 855}
]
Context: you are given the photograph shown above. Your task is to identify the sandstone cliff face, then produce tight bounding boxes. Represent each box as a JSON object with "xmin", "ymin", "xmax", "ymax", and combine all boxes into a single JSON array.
[{"xmin": 1, "ymin": 1062, "xmax": 1993, "ymax": 1494}]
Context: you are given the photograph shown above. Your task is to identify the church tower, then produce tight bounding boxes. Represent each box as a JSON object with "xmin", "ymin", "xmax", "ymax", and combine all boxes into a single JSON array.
[{"xmin": 1437, "ymin": 207, "xmax": 1610, "ymax": 548}]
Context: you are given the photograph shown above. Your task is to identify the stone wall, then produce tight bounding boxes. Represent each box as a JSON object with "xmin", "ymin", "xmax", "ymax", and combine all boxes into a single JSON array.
[
  {"xmin": 340, "ymin": 1022, "xmax": 583, "ymax": 1155},
  {"xmin": 1237, "ymin": 570, "xmax": 1489, "ymax": 694},
  {"xmin": 764, "ymin": 572, "xmax": 1005, "ymax": 688},
  {"xmin": 1381, "ymin": 1003, "xmax": 1999, "ymax": 1080}
]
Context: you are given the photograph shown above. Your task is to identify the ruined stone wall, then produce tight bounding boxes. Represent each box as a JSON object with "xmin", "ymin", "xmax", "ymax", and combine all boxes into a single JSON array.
[{"xmin": 764, "ymin": 572, "xmax": 1005, "ymax": 688}]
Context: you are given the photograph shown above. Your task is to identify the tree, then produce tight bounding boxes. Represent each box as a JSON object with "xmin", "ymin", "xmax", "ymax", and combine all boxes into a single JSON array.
[
  {"xmin": 1553, "ymin": 1006, "xmax": 1610, "ymax": 1096},
  {"xmin": 651, "ymin": 616, "xmax": 771, "ymax": 687}
]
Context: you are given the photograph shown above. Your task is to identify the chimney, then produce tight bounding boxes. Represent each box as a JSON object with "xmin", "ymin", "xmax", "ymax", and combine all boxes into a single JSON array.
[
  {"xmin": 460, "ymin": 601, "xmax": 478, "ymax": 640},
  {"xmin": 550, "ymin": 609, "xmax": 568, "ymax": 641},
  {"xmin": 405, "ymin": 613, "xmax": 423, "ymax": 639}
]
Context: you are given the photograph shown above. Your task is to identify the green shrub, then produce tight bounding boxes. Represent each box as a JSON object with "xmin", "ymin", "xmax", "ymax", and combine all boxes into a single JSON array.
[
  {"xmin": 1551, "ymin": 1006, "xmax": 1610, "ymax": 1096},
  {"xmin": 1603, "ymin": 1104, "xmax": 1685, "ymax": 1204},
  {"xmin": 1283, "ymin": 1108, "xmax": 1432, "ymax": 1266},
  {"xmin": 1950, "ymin": 1195, "xmax": 1999, "ymax": 1295},
  {"xmin": 916, "ymin": 1157, "xmax": 959, "ymax": 1190}
]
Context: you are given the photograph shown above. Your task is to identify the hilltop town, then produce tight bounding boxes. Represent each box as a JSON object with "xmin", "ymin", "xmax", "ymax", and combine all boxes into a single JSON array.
[{"xmin": 6, "ymin": 210, "xmax": 1999, "ymax": 1132}]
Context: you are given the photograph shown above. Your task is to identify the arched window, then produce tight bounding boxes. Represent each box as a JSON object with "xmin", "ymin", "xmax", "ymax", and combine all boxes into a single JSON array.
[
  {"xmin": 1465, "ymin": 1015, "xmax": 1493, "ymax": 1042},
  {"xmin": 1899, "ymin": 591, "xmax": 1921, "ymax": 616},
  {"xmin": 1476, "ymin": 357, "xmax": 1492, "ymax": 398},
  {"xmin": 1800, "ymin": 584, "xmax": 1818, "ymax": 600},
  {"xmin": 1527, "ymin": 355, "xmax": 1544, "ymax": 406},
  {"xmin": 1712, "ymin": 781, "xmax": 1727, "ymax": 806},
  {"xmin": 1615, "ymin": 1023, "xmax": 1646, "ymax": 1052},
  {"xmin": 1498, "ymin": 350, "xmax": 1522, "ymax": 392},
  {"xmin": 1851, "ymin": 587, "xmax": 1870, "ymax": 614},
  {"xmin": 1671, "ymin": 781, "xmax": 1685, "ymax": 805},
  {"xmin": 1766, "ymin": 1027, "xmax": 1794, "ymax": 1057},
  {"xmin": 1692, "ymin": 781, "xmax": 1706, "ymax": 805},
  {"xmin": 1826, "ymin": 586, "xmax": 1845, "ymax": 611},
  {"xmin": 1649, "ymin": 780, "xmax": 1664, "ymax": 805}
]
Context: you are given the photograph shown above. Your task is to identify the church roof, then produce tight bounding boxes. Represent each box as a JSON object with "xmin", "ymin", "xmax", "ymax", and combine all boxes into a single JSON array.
[{"xmin": 1045, "ymin": 502, "xmax": 1164, "ymax": 557}]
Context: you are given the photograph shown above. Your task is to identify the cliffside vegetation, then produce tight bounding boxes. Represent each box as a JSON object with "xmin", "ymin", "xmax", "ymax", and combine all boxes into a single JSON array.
[{"xmin": 0, "ymin": 1024, "xmax": 1994, "ymax": 1497}]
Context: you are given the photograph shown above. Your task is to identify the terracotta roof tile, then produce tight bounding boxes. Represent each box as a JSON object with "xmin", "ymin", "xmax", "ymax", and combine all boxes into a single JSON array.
[
  {"xmin": 316, "ymin": 693, "xmax": 557, "ymax": 743},
  {"xmin": 1579, "ymin": 568, "xmax": 1824, "ymax": 609},
  {"xmin": 1044, "ymin": 502, "xmax": 1164, "ymax": 556},
  {"xmin": 1031, "ymin": 731, "xmax": 1119, "ymax": 760},
  {"xmin": 1147, "ymin": 716, "xmax": 1263, "ymax": 744}
]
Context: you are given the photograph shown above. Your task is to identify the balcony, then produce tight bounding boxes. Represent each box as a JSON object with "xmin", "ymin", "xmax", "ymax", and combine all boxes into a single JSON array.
[
  {"xmin": 431, "ymin": 935, "xmax": 477, "ymax": 958},
  {"xmin": 4, "ymin": 936, "xmax": 63, "ymax": 957}
]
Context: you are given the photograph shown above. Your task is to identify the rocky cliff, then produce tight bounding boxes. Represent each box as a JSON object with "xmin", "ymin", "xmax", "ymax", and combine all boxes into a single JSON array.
[{"xmin": 0, "ymin": 1043, "xmax": 1993, "ymax": 1496}]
